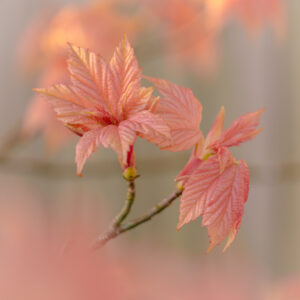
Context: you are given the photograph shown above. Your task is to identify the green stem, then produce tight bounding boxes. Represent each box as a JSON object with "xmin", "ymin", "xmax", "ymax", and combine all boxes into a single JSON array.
[
  {"xmin": 91, "ymin": 188, "xmax": 182, "ymax": 251},
  {"xmin": 120, "ymin": 189, "xmax": 182, "ymax": 232},
  {"xmin": 114, "ymin": 180, "xmax": 136, "ymax": 227},
  {"xmin": 91, "ymin": 179, "xmax": 136, "ymax": 250}
]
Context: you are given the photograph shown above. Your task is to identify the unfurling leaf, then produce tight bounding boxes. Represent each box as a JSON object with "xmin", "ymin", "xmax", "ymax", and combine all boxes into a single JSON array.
[
  {"xmin": 35, "ymin": 36, "xmax": 171, "ymax": 174},
  {"xmin": 212, "ymin": 108, "xmax": 264, "ymax": 150}
]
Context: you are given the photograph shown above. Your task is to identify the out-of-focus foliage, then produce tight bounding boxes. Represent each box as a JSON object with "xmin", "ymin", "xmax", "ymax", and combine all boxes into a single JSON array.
[
  {"xmin": 0, "ymin": 180, "xmax": 298, "ymax": 299},
  {"xmin": 18, "ymin": 0, "xmax": 285, "ymax": 152},
  {"xmin": 0, "ymin": 183, "xmax": 267, "ymax": 299}
]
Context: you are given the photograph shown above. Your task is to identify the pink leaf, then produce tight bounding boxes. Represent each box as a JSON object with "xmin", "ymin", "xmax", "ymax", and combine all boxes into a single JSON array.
[
  {"xmin": 178, "ymin": 149, "xmax": 249, "ymax": 252},
  {"xmin": 99, "ymin": 125, "xmax": 122, "ymax": 153},
  {"xmin": 205, "ymin": 106, "xmax": 225, "ymax": 148},
  {"xmin": 110, "ymin": 35, "xmax": 142, "ymax": 118},
  {"xmin": 175, "ymin": 154, "xmax": 202, "ymax": 184},
  {"xmin": 122, "ymin": 87, "xmax": 159, "ymax": 117},
  {"xmin": 34, "ymin": 84, "xmax": 87, "ymax": 108},
  {"xmin": 76, "ymin": 125, "xmax": 121, "ymax": 175},
  {"xmin": 75, "ymin": 128, "xmax": 103, "ymax": 176},
  {"xmin": 204, "ymin": 159, "xmax": 249, "ymax": 253},
  {"xmin": 145, "ymin": 76, "xmax": 202, "ymax": 151},
  {"xmin": 213, "ymin": 108, "xmax": 264, "ymax": 149},
  {"xmin": 217, "ymin": 146, "xmax": 234, "ymax": 173},
  {"xmin": 67, "ymin": 43, "xmax": 112, "ymax": 111},
  {"xmin": 127, "ymin": 110, "xmax": 171, "ymax": 142},
  {"xmin": 34, "ymin": 85, "xmax": 101, "ymax": 135},
  {"xmin": 177, "ymin": 155, "xmax": 221, "ymax": 230}
]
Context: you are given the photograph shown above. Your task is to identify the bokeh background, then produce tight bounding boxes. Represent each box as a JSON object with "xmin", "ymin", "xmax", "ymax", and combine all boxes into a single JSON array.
[{"xmin": 0, "ymin": 0, "xmax": 298, "ymax": 299}]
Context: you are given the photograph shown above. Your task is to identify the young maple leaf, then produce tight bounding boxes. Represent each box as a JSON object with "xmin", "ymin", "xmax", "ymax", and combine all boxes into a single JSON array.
[
  {"xmin": 144, "ymin": 77, "xmax": 203, "ymax": 151},
  {"xmin": 176, "ymin": 107, "xmax": 264, "ymax": 252},
  {"xmin": 20, "ymin": 2, "xmax": 142, "ymax": 152},
  {"xmin": 35, "ymin": 36, "xmax": 171, "ymax": 175}
]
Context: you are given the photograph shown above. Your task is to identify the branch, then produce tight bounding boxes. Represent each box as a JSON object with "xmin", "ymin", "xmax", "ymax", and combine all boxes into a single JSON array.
[
  {"xmin": 91, "ymin": 188, "xmax": 182, "ymax": 250},
  {"xmin": 91, "ymin": 178, "xmax": 136, "ymax": 249},
  {"xmin": 114, "ymin": 180, "xmax": 136, "ymax": 226}
]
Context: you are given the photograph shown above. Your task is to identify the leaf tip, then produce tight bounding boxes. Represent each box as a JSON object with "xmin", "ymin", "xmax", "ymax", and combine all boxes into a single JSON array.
[
  {"xmin": 222, "ymin": 225, "xmax": 239, "ymax": 252},
  {"xmin": 76, "ymin": 160, "xmax": 84, "ymax": 178},
  {"xmin": 143, "ymin": 75, "xmax": 156, "ymax": 85},
  {"xmin": 176, "ymin": 221, "xmax": 184, "ymax": 231},
  {"xmin": 123, "ymin": 33, "xmax": 128, "ymax": 43},
  {"xmin": 32, "ymin": 87, "xmax": 45, "ymax": 94},
  {"xmin": 67, "ymin": 42, "xmax": 76, "ymax": 51},
  {"xmin": 67, "ymin": 42, "xmax": 83, "ymax": 59},
  {"xmin": 257, "ymin": 126, "xmax": 264, "ymax": 134},
  {"xmin": 76, "ymin": 162, "xmax": 83, "ymax": 177},
  {"xmin": 206, "ymin": 243, "xmax": 215, "ymax": 254}
]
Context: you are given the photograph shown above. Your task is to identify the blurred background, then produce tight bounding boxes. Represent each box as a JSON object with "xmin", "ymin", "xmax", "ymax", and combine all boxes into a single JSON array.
[{"xmin": 0, "ymin": 0, "xmax": 298, "ymax": 299}]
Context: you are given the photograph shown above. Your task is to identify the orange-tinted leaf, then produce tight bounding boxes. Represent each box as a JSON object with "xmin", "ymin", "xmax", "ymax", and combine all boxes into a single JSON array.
[
  {"xmin": 76, "ymin": 125, "xmax": 121, "ymax": 175},
  {"xmin": 205, "ymin": 106, "xmax": 225, "ymax": 148},
  {"xmin": 34, "ymin": 85, "xmax": 101, "ymax": 135},
  {"xmin": 128, "ymin": 110, "xmax": 171, "ymax": 140},
  {"xmin": 177, "ymin": 154, "xmax": 221, "ymax": 230},
  {"xmin": 123, "ymin": 87, "xmax": 159, "ymax": 117},
  {"xmin": 145, "ymin": 76, "xmax": 202, "ymax": 151},
  {"xmin": 110, "ymin": 36, "xmax": 142, "ymax": 118},
  {"xmin": 178, "ymin": 149, "xmax": 249, "ymax": 252},
  {"xmin": 213, "ymin": 108, "xmax": 264, "ymax": 149},
  {"xmin": 204, "ymin": 158, "xmax": 249, "ymax": 252},
  {"xmin": 67, "ymin": 44, "xmax": 112, "ymax": 112},
  {"xmin": 76, "ymin": 128, "xmax": 103, "ymax": 175},
  {"xmin": 194, "ymin": 106, "xmax": 225, "ymax": 158},
  {"xmin": 175, "ymin": 154, "xmax": 202, "ymax": 184}
]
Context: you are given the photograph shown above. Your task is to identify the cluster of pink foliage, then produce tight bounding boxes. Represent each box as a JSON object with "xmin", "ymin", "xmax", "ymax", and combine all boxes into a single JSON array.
[
  {"xmin": 176, "ymin": 107, "xmax": 263, "ymax": 251},
  {"xmin": 20, "ymin": 1, "xmax": 141, "ymax": 152},
  {"xmin": 36, "ymin": 36, "xmax": 263, "ymax": 251}
]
